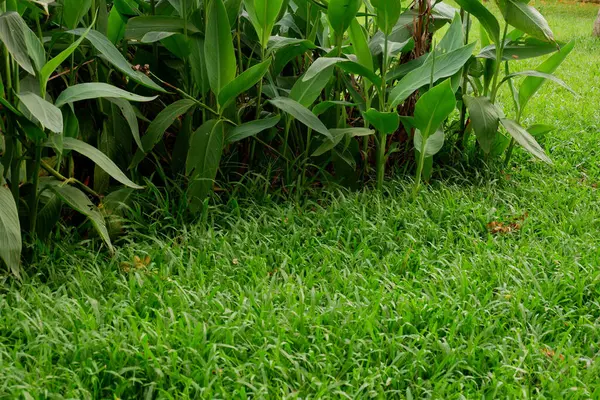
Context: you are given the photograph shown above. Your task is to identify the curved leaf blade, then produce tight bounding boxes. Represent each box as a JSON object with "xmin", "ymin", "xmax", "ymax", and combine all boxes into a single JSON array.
[
  {"xmin": 0, "ymin": 186, "xmax": 22, "ymax": 276},
  {"xmin": 55, "ymin": 83, "xmax": 157, "ymax": 107}
]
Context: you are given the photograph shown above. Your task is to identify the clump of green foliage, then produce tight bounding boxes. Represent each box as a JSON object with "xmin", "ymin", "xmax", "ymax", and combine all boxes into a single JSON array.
[{"xmin": 1, "ymin": 0, "xmax": 574, "ymax": 274}]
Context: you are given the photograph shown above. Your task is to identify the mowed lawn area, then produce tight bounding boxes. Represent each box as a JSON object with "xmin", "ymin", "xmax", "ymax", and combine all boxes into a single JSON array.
[{"xmin": 1, "ymin": 1, "xmax": 600, "ymax": 398}]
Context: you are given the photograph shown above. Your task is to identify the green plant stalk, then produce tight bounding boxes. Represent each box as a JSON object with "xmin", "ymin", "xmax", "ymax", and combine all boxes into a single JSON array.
[
  {"xmin": 489, "ymin": 23, "xmax": 509, "ymax": 104},
  {"xmin": 10, "ymin": 58, "xmax": 21, "ymax": 202},
  {"xmin": 29, "ymin": 141, "xmax": 43, "ymax": 233},
  {"xmin": 376, "ymin": 33, "xmax": 389, "ymax": 191},
  {"xmin": 504, "ymin": 63, "xmax": 521, "ymax": 166},
  {"xmin": 302, "ymin": 128, "xmax": 313, "ymax": 187},
  {"xmin": 413, "ymin": 43, "xmax": 437, "ymax": 199},
  {"xmin": 458, "ymin": 11, "xmax": 471, "ymax": 150},
  {"xmin": 283, "ymin": 116, "xmax": 293, "ymax": 182}
]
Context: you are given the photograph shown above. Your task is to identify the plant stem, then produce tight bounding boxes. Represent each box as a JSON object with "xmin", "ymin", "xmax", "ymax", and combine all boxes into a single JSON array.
[
  {"xmin": 490, "ymin": 23, "xmax": 509, "ymax": 104},
  {"xmin": 29, "ymin": 142, "xmax": 42, "ymax": 233},
  {"xmin": 376, "ymin": 34, "xmax": 389, "ymax": 191}
]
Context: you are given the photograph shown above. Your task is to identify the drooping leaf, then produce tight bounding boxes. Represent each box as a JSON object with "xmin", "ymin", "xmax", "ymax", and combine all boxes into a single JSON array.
[
  {"xmin": 269, "ymin": 97, "xmax": 332, "ymax": 139},
  {"xmin": 389, "ymin": 43, "xmax": 476, "ymax": 107},
  {"xmin": 124, "ymin": 16, "xmax": 200, "ymax": 40},
  {"xmin": 128, "ymin": 99, "xmax": 197, "ymax": 168},
  {"xmin": 313, "ymin": 101, "xmax": 355, "ymax": 117},
  {"xmin": 312, "ymin": 128, "xmax": 374, "ymax": 157},
  {"xmin": 0, "ymin": 186, "xmax": 21, "ymax": 276},
  {"xmin": 363, "ymin": 109, "xmax": 400, "ymax": 135},
  {"xmin": 463, "ymin": 95, "xmax": 501, "ymax": 154},
  {"xmin": 70, "ymin": 29, "xmax": 165, "ymax": 92},
  {"xmin": 218, "ymin": 58, "xmax": 271, "ymax": 108},
  {"xmin": 17, "ymin": 92, "xmax": 63, "ymax": 133},
  {"xmin": 503, "ymin": 0, "xmax": 554, "ymax": 43},
  {"xmin": 477, "ymin": 39, "xmax": 560, "ymax": 61},
  {"xmin": 55, "ymin": 83, "xmax": 157, "ymax": 107},
  {"xmin": 43, "ymin": 180, "xmax": 114, "ymax": 253},
  {"xmin": 227, "ymin": 116, "xmax": 280, "ymax": 143},
  {"xmin": 205, "ymin": 0, "xmax": 237, "ymax": 98},
  {"xmin": 519, "ymin": 40, "xmax": 574, "ymax": 112},
  {"xmin": 500, "ymin": 118, "xmax": 552, "ymax": 163},
  {"xmin": 107, "ymin": 98, "xmax": 142, "ymax": 150},
  {"xmin": 51, "ymin": 137, "xmax": 144, "ymax": 189},
  {"xmin": 0, "ymin": 11, "xmax": 45, "ymax": 75}
]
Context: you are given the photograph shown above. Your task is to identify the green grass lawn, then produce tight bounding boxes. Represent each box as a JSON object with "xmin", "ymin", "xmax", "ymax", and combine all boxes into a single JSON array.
[{"xmin": 2, "ymin": 2, "xmax": 600, "ymax": 398}]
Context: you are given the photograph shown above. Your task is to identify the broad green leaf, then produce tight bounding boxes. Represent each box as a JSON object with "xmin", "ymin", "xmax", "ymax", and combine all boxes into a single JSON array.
[
  {"xmin": 61, "ymin": 0, "xmax": 91, "ymax": 28},
  {"xmin": 503, "ymin": 0, "xmax": 554, "ymax": 42},
  {"xmin": 218, "ymin": 58, "xmax": 271, "ymax": 108},
  {"xmin": 348, "ymin": 20, "xmax": 374, "ymax": 73},
  {"xmin": 302, "ymin": 57, "xmax": 346, "ymax": 82},
  {"xmin": 372, "ymin": 0, "xmax": 402, "ymax": 36},
  {"xmin": 290, "ymin": 64, "xmax": 335, "ymax": 108},
  {"xmin": 35, "ymin": 188, "xmax": 62, "ymax": 241},
  {"xmin": 186, "ymin": 119, "xmax": 225, "ymax": 211},
  {"xmin": 438, "ymin": 13, "xmax": 464, "ymax": 53},
  {"xmin": 51, "ymin": 137, "xmax": 143, "ymax": 189},
  {"xmin": 40, "ymin": 22, "xmax": 94, "ymax": 88},
  {"xmin": 337, "ymin": 61, "xmax": 382, "ymax": 88},
  {"xmin": 0, "ymin": 186, "xmax": 21, "ymax": 276},
  {"xmin": 413, "ymin": 79, "xmax": 456, "ymax": 140},
  {"xmin": 124, "ymin": 16, "xmax": 200, "ymax": 40},
  {"xmin": 500, "ymin": 118, "xmax": 552, "ymax": 163},
  {"xmin": 107, "ymin": 6, "xmax": 127, "ymax": 43},
  {"xmin": 528, "ymin": 124, "xmax": 555, "ymax": 136},
  {"xmin": 477, "ymin": 40, "xmax": 560, "ymax": 61},
  {"xmin": 313, "ymin": 101, "xmax": 355, "ymax": 117},
  {"xmin": 389, "ymin": 43, "xmax": 476, "ymax": 107},
  {"xmin": 327, "ymin": 0, "xmax": 361, "ymax": 37},
  {"xmin": 414, "ymin": 128, "xmax": 445, "ymax": 157},
  {"xmin": 128, "ymin": 99, "xmax": 197, "ymax": 169},
  {"xmin": 43, "ymin": 180, "xmax": 113, "ymax": 253},
  {"xmin": 190, "ymin": 37, "xmax": 210, "ymax": 96},
  {"xmin": 269, "ymin": 97, "xmax": 332, "ymax": 139},
  {"xmin": 463, "ymin": 95, "xmax": 500, "ymax": 154},
  {"xmin": 519, "ymin": 41, "xmax": 574, "ymax": 112},
  {"xmin": 454, "ymin": 0, "xmax": 500, "ymax": 43},
  {"xmin": 313, "ymin": 128, "xmax": 374, "ymax": 157},
  {"xmin": 364, "ymin": 109, "xmax": 399, "ymax": 135},
  {"xmin": 205, "ymin": 0, "xmax": 237, "ymax": 98},
  {"xmin": 140, "ymin": 31, "xmax": 176, "ymax": 43},
  {"xmin": 70, "ymin": 29, "xmax": 165, "ymax": 92},
  {"xmin": 17, "ymin": 92, "xmax": 63, "ymax": 133},
  {"xmin": 55, "ymin": 83, "xmax": 157, "ymax": 107},
  {"xmin": 106, "ymin": 98, "xmax": 142, "ymax": 150},
  {"xmin": 502, "ymin": 70, "xmax": 575, "ymax": 96},
  {"xmin": 227, "ymin": 116, "xmax": 280, "ymax": 143},
  {"xmin": 244, "ymin": 0, "xmax": 285, "ymax": 48},
  {"xmin": 0, "ymin": 12, "xmax": 44, "ymax": 75},
  {"xmin": 225, "ymin": 0, "xmax": 243, "ymax": 26}
]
